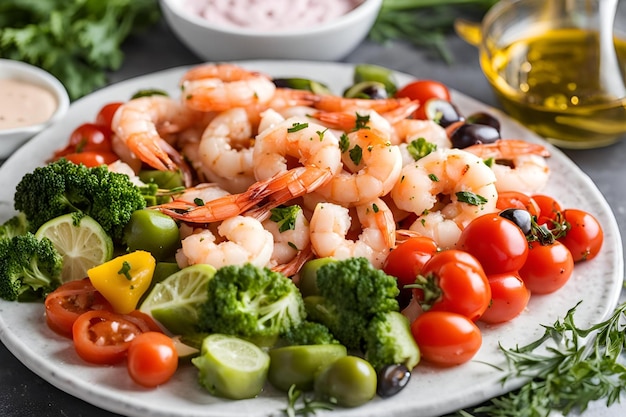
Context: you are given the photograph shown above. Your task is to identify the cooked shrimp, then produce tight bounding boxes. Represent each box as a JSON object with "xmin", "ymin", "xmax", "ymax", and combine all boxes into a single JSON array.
[
  {"xmin": 315, "ymin": 128, "xmax": 403, "ymax": 206},
  {"xmin": 392, "ymin": 118, "xmax": 451, "ymax": 147},
  {"xmin": 111, "ymin": 95, "xmax": 199, "ymax": 171},
  {"xmin": 176, "ymin": 215, "xmax": 274, "ymax": 269},
  {"xmin": 464, "ymin": 139, "xmax": 551, "ymax": 194},
  {"xmin": 309, "ymin": 198, "xmax": 396, "ymax": 268},
  {"xmin": 180, "ymin": 63, "xmax": 277, "ymax": 112},
  {"xmin": 262, "ymin": 205, "xmax": 311, "ymax": 269},
  {"xmin": 310, "ymin": 103, "xmax": 417, "ymax": 133},
  {"xmin": 390, "ymin": 148, "xmax": 498, "ymax": 248},
  {"xmin": 311, "ymin": 95, "xmax": 415, "ymax": 114},
  {"xmin": 197, "ymin": 107, "xmax": 256, "ymax": 193}
]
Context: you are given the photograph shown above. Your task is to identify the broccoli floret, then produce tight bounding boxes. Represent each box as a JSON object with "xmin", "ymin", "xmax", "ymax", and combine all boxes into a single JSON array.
[
  {"xmin": 13, "ymin": 159, "xmax": 146, "ymax": 241},
  {"xmin": 364, "ymin": 311, "xmax": 420, "ymax": 371},
  {"xmin": 303, "ymin": 257, "xmax": 400, "ymax": 349},
  {"xmin": 316, "ymin": 256, "xmax": 399, "ymax": 316},
  {"xmin": 0, "ymin": 233, "xmax": 63, "ymax": 301},
  {"xmin": 0, "ymin": 213, "xmax": 29, "ymax": 241},
  {"xmin": 281, "ymin": 320, "xmax": 339, "ymax": 346},
  {"xmin": 197, "ymin": 263, "xmax": 306, "ymax": 346}
]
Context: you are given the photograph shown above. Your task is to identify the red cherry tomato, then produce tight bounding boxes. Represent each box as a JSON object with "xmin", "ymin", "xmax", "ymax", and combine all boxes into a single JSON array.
[
  {"xmin": 383, "ymin": 236, "xmax": 438, "ymax": 305},
  {"xmin": 519, "ymin": 240, "xmax": 574, "ymax": 294},
  {"xmin": 72, "ymin": 310, "xmax": 152, "ymax": 364},
  {"xmin": 456, "ymin": 213, "xmax": 529, "ymax": 275},
  {"xmin": 396, "ymin": 80, "xmax": 451, "ymax": 119},
  {"xmin": 95, "ymin": 102, "xmax": 124, "ymax": 128},
  {"xmin": 410, "ymin": 311, "xmax": 482, "ymax": 367},
  {"xmin": 44, "ymin": 278, "xmax": 113, "ymax": 338},
  {"xmin": 479, "ymin": 272, "xmax": 530, "ymax": 324},
  {"xmin": 532, "ymin": 194, "xmax": 563, "ymax": 225},
  {"xmin": 496, "ymin": 191, "xmax": 540, "ymax": 218},
  {"xmin": 127, "ymin": 332, "xmax": 178, "ymax": 387},
  {"xmin": 53, "ymin": 122, "xmax": 115, "ymax": 160},
  {"xmin": 558, "ymin": 209, "xmax": 603, "ymax": 262},
  {"xmin": 62, "ymin": 151, "xmax": 119, "ymax": 167},
  {"xmin": 412, "ymin": 250, "xmax": 491, "ymax": 321}
]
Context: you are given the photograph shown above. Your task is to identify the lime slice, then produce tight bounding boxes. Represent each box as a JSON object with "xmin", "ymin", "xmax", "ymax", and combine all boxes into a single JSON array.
[
  {"xmin": 192, "ymin": 334, "xmax": 270, "ymax": 400},
  {"xmin": 139, "ymin": 264, "xmax": 216, "ymax": 335},
  {"xmin": 35, "ymin": 213, "xmax": 113, "ymax": 283}
]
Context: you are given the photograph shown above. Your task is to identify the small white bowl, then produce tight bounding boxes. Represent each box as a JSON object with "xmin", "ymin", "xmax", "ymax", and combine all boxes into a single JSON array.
[
  {"xmin": 160, "ymin": 0, "xmax": 383, "ymax": 61},
  {"xmin": 0, "ymin": 59, "xmax": 70, "ymax": 159}
]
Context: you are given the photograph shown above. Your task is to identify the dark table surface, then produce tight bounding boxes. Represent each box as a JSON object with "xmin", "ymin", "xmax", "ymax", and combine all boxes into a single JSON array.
[{"xmin": 1, "ymin": 13, "xmax": 626, "ymax": 417}]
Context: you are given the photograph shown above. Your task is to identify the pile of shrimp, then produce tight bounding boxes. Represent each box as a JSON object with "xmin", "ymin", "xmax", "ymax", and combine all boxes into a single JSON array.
[{"xmin": 109, "ymin": 63, "xmax": 551, "ymax": 277}]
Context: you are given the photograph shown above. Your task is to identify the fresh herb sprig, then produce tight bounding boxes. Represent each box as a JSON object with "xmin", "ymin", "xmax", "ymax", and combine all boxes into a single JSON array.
[
  {"xmin": 450, "ymin": 300, "xmax": 626, "ymax": 417},
  {"xmin": 281, "ymin": 384, "xmax": 333, "ymax": 417},
  {"xmin": 0, "ymin": 0, "xmax": 160, "ymax": 100},
  {"xmin": 369, "ymin": 0, "xmax": 499, "ymax": 62}
]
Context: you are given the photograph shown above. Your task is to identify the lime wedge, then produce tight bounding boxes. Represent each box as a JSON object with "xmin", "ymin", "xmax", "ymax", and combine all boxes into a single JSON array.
[
  {"xmin": 192, "ymin": 334, "xmax": 270, "ymax": 399},
  {"xmin": 35, "ymin": 213, "xmax": 113, "ymax": 283},
  {"xmin": 139, "ymin": 264, "xmax": 216, "ymax": 335}
]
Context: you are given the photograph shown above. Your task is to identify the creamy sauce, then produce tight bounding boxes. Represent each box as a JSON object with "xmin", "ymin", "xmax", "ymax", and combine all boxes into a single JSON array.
[
  {"xmin": 0, "ymin": 78, "xmax": 57, "ymax": 130},
  {"xmin": 184, "ymin": 0, "xmax": 363, "ymax": 31}
]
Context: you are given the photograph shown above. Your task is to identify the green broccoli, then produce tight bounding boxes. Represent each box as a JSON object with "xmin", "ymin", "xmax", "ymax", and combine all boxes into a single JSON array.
[
  {"xmin": 0, "ymin": 233, "xmax": 63, "ymax": 301},
  {"xmin": 281, "ymin": 320, "xmax": 339, "ymax": 346},
  {"xmin": 13, "ymin": 159, "xmax": 147, "ymax": 241},
  {"xmin": 304, "ymin": 257, "xmax": 400, "ymax": 350},
  {"xmin": 364, "ymin": 311, "xmax": 420, "ymax": 372},
  {"xmin": 0, "ymin": 213, "xmax": 29, "ymax": 241},
  {"xmin": 197, "ymin": 263, "xmax": 306, "ymax": 346},
  {"xmin": 303, "ymin": 257, "xmax": 419, "ymax": 371}
]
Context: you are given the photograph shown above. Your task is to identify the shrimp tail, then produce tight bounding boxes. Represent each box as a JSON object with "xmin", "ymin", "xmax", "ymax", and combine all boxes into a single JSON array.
[
  {"xmin": 127, "ymin": 134, "xmax": 177, "ymax": 171},
  {"xmin": 271, "ymin": 245, "xmax": 315, "ymax": 277}
]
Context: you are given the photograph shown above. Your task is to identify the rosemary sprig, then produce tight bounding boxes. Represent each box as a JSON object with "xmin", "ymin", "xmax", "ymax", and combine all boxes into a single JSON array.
[
  {"xmin": 281, "ymin": 384, "xmax": 333, "ymax": 417},
  {"xmin": 369, "ymin": 0, "xmax": 499, "ymax": 62},
  {"xmin": 448, "ymin": 301, "xmax": 626, "ymax": 417}
]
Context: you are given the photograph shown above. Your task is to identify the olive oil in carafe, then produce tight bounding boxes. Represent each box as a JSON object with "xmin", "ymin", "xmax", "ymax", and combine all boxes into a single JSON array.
[{"xmin": 482, "ymin": 28, "xmax": 626, "ymax": 148}]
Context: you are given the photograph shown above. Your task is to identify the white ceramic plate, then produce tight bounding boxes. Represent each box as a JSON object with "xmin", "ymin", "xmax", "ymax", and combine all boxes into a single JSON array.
[{"xmin": 0, "ymin": 61, "xmax": 622, "ymax": 417}]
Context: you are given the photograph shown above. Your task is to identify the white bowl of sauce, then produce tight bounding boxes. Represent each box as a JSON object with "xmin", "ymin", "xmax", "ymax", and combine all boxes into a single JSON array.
[
  {"xmin": 160, "ymin": 0, "xmax": 383, "ymax": 61},
  {"xmin": 0, "ymin": 59, "xmax": 70, "ymax": 159}
]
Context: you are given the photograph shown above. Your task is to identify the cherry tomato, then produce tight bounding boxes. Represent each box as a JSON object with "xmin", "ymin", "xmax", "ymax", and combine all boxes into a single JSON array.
[
  {"xmin": 519, "ymin": 240, "xmax": 574, "ymax": 294},
  {"xmin": 479, "ymin": 272, "xmax": 530, "ymax": 324},
  {"xmin": 412, "ymin": 250, "xmax": 490, "ymax": 321},
  {"xmin": 532, "ymin": 194, "xmax": 563, "ymax": 225},
  {"xmin": 496, "ymin": 191, "xmax": 540, "ymax": 218},
  {"xmin": 62, "ymin": 151, "xmax": 119, "ymax": 167},
  {"xmin": 72, "ymin": 310, "xmax": 151, "ymax": 364},
  {"xmin": 95, "ymin": 102, "xmax": 124, "ymax": 128},
  {"xmin": 456, "ymin": 213, "xmax": 529, "ymax": 275},
  {"xmin": 410, "ymin": 311, "xmax": 482, "ymax": 367},
  {"xmin": 383, "ymin": 236, "xmax": 438, "ymax": 307},
  {"xmin": 127, "ymin": 332, "xmax": 178, "ymax": 387},
  {"xmin": 44, "ymin": 278, "xmax": 113, "ymax": 338},
  {"xmin": 558, "ymin": 209, "xmax": 603, "ymax": 262},
  {"xmin": 396, "ymin": 80, "xmax": 451, "ymax": 119},
  {"xmin": 52, "ymin": 122, "xmax": 115, "ymax": 160}
]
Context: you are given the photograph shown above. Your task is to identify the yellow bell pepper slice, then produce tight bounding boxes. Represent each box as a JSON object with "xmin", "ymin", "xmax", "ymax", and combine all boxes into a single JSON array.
[{"xmin": 88, "ymin": 250, "xmax": 156, "ymax": 314}]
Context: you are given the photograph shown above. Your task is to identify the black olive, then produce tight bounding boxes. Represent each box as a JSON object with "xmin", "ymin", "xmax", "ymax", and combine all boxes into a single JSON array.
[
  {"xmin": 343, "ymin": 81, "xmax": 389, "ymax": 99},
  {"xmin": 499, "ymin": 208, "xmax": 532, "ymax": 235},
  {"xmin": 465, "ymin": 111, "xmax": 501, "ymax": 132},
  {"xmin": 376, "ymin": 364, "xmax": 411, "ymax": 398},
  {"xmin": 423, "ymin": 98, "xmax": 464, "ymax": 127},
  {"xmin": 450, "ymin": 123, "xmax": 501, "ymax": 148}
]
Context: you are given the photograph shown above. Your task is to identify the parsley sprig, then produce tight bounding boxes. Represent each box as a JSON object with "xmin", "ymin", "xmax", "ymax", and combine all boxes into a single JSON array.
[
  {"xmin": 370, "ymin": 0, "xmax": 499, "ymax": 62},
  {"xmin": 451, "ymin": 301, "xmax": 626, "ymax": 417},
  {"xmin": 0, "ymin": 0, "xmax": 160, "ymax": 100}
]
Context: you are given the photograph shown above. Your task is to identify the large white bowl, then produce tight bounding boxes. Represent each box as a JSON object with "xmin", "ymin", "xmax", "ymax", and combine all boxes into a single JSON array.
[
  {"xmin": 159, "ymin": 0, "xmax": 383, "ymax": 61},
  {"xmin": 0, "ymin": 59, "xmax": 70, "ymax": 159}
]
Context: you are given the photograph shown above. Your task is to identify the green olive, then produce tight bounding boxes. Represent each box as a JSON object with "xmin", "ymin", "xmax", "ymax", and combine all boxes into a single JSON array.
[
  {"xmin": 268, "ymin": 344, "xmax": 347, "ymax": 392},
  {"xmin": 123, "ymin": 209, "xmax": 180, "ymax": 261},
  {"xmin": 298, "ymin": 257, "xmax": 337, "ymax": 297},
  {"xmin": 314, "ymin": 356, "xmax": 377, "ymax": 408},
  {"xmin": 138, "ymin": 169, "xmax": 185, "ymax": 189}
]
